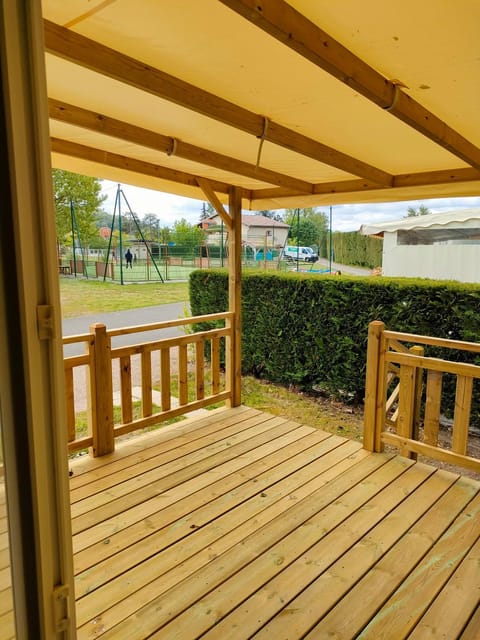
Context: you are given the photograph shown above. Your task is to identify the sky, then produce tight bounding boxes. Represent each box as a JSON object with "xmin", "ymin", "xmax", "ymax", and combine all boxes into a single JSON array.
[{"xmin": 100, "ymin": 180, "xmax": 480, "ymax": 233}]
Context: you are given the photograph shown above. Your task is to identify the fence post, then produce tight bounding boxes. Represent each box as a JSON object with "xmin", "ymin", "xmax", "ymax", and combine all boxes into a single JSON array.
[
  {"xmin": 88, "ymin": 323, "xmax": 114, "ymax": 457},
  {"xmin": 363, "ymin": 320, "xmax": 384, "ymax": 451}
]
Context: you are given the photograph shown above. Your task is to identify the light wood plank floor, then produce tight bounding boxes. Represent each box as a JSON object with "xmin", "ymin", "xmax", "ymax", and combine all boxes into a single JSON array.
[{"xmin": 2, "ymin": 406, "xmax": 480, "ymax": 638}]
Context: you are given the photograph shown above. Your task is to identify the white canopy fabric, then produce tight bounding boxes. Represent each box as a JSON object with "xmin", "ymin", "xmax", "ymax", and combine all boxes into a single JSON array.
[
  {"xmin": 42, "ymin": 0, "xmax": 480, "ymax": 211},
  {"xmin": 359, "ymin": 208, "xmax": 480, "ymax": 236}
]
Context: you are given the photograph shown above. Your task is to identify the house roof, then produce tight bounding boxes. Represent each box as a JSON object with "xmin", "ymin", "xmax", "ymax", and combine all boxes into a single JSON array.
[
  {"xmin": 359, "ymin": 208, "xmax": 480, "ymax": 236},
  {"xmin": 42, "ymin": 1, "xmax": 480, "ymax": 211}
]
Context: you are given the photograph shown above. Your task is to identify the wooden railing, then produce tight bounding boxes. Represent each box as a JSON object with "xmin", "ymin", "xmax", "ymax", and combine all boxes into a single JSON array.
[
  {"xmin": 63, "ymin": 312, "xmax": 233, "ymax": 457},
  {"xmin": 364, "ymin": 320, "xmax": 480, "ymax": 472}
]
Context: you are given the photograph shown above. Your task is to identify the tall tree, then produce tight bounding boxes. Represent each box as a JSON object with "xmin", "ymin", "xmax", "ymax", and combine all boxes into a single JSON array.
[
  {"xmin": 405, "ymin": 204, "xmax": 432, "ymax": 217},
  {"xmin": 284, "ymin": 208, "xmax": 328, "ymax": 248},
  {"xmin": 138, "ymin": 213, "xmax": 160, "ymax": 241},
  {"xmin": 258, "ymin": 209, "xmax": 283, "ymax": 221},
  {"xmin": 171, "ymin": 218, "xmax": 205, "ymax": 250},
  {"xmin": 52, "ymin": 170, "xmax": 106, "ymax": 245}
]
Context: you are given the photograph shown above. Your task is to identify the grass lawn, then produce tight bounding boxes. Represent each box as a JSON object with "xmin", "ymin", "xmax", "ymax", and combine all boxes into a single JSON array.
[{"xmin": 60, "ymin": 278, "xmax": 189, "ymax": 318}]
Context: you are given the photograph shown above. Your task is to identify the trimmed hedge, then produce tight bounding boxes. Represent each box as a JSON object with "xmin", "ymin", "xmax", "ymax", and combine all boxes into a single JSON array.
[
  {"xmin": 189, "ymin": 270, "xmax": 480, "ymax": 420},
  {"xmin": 331, "ymin": 231, "xmax": 383, "ymax": 269}
]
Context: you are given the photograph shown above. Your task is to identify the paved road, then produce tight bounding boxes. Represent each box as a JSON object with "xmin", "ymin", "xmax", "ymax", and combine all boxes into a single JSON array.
[{"xmin": 62, "ymin": 301, "xmax": 189, "ymax": 356}]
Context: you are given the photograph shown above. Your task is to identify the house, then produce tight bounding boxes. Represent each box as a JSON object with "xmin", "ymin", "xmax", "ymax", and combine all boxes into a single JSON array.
[
  {"xmin": 201, "ymin": 213, "xmax": 290, "ymax": 254},
  {"xmin": 360, "ymin": 209, "xmax": 480, "ymax": 282},
  {"xmin": 2, "ymin": 2, "xmax": 480, "ymax": 637}
]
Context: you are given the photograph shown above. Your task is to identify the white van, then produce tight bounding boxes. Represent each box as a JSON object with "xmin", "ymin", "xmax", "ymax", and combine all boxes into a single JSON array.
[{"xmin": 282, "ymin": 246, "xmax": 318, "ymax": 263}]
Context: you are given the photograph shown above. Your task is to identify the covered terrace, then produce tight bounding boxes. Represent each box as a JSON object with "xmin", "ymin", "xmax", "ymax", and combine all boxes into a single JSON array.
[{"xmin": 1, "ymin": 1, "xmax": 480, "ymax": 638}]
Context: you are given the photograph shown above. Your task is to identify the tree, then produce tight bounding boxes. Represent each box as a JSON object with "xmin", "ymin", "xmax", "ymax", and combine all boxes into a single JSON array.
[
  {"xmin": 138, "ymin": 213, "xmax": 160, "ymax": 241},
  {"xmin": 405, "ymin": 204, "xmax": 431, "ymax": 217},
  {"xmin": 200, "ymin": 202, "xmax": 214, "ymax": 220},
  {"xmin": 284, "ymin": 208, "xmax": 328, "ymax": 249},
  {"xmin": 258, "ymin": 209, "xmax": 283, "ymax": 221},
  {"xmin": 171, "ymin": 218, "xmax": 205, "ymax": 251},
  {"xmin": 52, "ymin": 170, "xmax": 106, "ymax": 245}
]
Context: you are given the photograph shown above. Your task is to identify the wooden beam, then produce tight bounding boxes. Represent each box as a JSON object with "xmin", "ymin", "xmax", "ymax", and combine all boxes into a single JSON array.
[
  {"xmin": 227, "ymin": 187, "xmax": 243, "ymax": 407},
  {"xmin": 49, "ymin": 99, "xmax": 312, "ymax": 193},
  {"xmin": 252, "ymin": 166, "xmax": 480, "ymax": 201},
  {"xmin": 50, "ymin": 137, "xmax": 251, "ymax": 198},
  {"xmin": 44, "ymin": 19, "xmax": 392, "ymax": 186},
  {"xmin": 196, "ymin": 178, "xmax": 232, "ymax": 229},
  {"xmin": 220, "ymin": 0, "xmax": 480, "ymax": 171}
]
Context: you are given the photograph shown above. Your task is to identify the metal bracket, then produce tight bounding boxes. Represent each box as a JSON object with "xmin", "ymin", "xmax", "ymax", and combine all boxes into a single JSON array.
[
  {"xmin": 52, "ymin": 583, "xmax": 70, "ymax": 632},
  {"xmin": 36, "ymin": 305, "xmax": 55, "ymax": 340}
]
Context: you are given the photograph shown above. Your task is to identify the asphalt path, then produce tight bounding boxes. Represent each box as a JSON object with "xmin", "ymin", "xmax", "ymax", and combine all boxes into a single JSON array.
[{"xmin": 62, "ymin": 301, "xmax": 190, "ymax": 357}]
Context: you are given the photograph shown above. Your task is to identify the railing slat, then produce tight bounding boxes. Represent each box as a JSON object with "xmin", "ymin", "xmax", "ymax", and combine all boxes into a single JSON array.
[
  {"xmin": 397, "ymin": 364, "xmax": 416, "ymax": 458},
  {"xmin": 160, "ymin": 348, "xmax": 171, "ymax": 412},
  {"xmin": 141, "ymin": 350, "xmax": 152, "ymax": 417},
  {"xmin": 179, "ymin": 344, "xmax": 188, "ymax": 405},
  {"xmin": 120, "ymin": 355, "xmax": 133, "ymax": 424},
  {"xmin": 452, "ymin": 375, "xmax": 473, "ymax": 455},
  {"xmin": 424, "ymin": 370, "xmax": 443, "ymax": 446},
  {"xmin": 64, "ymin": 366, "xmax": 76, "ymax": 442},
  {"xmin": 196, "ymin": 342, "xmax": 205, "ymax": 400},
  {"xmin": 211, "ymin": 337, "xmax": 220, "ymax": 395}
]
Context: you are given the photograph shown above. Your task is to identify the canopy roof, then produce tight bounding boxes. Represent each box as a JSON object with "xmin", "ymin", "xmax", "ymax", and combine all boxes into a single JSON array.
[
  {"xmin": 42, "ymin": 0, "xmax": 480, "ymax": 211},
  {"xmin": 360, "ymin": 208, "xmax": 480, "ymax": 237}
]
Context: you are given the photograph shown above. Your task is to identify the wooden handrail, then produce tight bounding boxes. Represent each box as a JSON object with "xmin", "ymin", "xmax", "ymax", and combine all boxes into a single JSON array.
[
  {"xmin": 364, "ymin": 321, "xmax": 480, "ymax": 472},
  {"xmin": 63, "ymin": 313, "xmax": 233, "ymax": 457}
]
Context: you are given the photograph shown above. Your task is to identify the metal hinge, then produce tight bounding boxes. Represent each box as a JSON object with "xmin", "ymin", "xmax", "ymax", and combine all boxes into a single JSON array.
[
  {"xmin": 52, "ymin": 583, "xmax": 70, "ymax": 633},
  {"xmin": 37, "ymin": 305, "xmax": 55, "ymax": 340}
]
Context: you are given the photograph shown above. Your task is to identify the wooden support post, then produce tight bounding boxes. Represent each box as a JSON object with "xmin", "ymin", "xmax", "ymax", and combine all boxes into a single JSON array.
[
  {"xmin": 88, "ymin": 323, "xmax": 114, "ymax": 457},
  {"xmin": 363, "ymin": 320, "xmax": 384, "ymax": 451},
  {"xmin": 227, "ymin": 186, "xmax": 242, "ymax": 406}
]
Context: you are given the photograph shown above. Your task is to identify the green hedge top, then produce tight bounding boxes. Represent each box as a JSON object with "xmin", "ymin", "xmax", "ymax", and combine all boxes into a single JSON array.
[{"xmin": 189, "ymin": 269, "xmax": 480, "ymax": 409}]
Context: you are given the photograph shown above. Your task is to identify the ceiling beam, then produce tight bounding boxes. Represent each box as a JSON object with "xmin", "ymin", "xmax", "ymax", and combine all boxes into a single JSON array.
[
  {"xmin": 252, "ymin": 166, "xmax": 480, "ymax": 201},
  {"xmin": 50, "ymin": 137, "xmax": 250, "ymax": 198},
  {"xmin": 220, "ymin": 0, "xmax": 480, "ymax": 172},
  {"xmin": 49, "ymin": 99, "xmax": 311, "ymax": 193},
  {"xmin": 44, "ymin": 19, "xmax": 392, "ymax": 186}
]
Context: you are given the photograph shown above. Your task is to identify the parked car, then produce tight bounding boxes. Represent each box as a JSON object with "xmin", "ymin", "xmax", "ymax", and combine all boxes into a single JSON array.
[{"xmin": 282, "ymin": 246, "xmax": 318, "ymax": 262}]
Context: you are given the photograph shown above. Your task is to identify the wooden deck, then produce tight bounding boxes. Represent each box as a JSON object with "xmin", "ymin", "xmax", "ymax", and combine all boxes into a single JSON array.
[{"xmin": 2, "ymin": 406, "xmax": 480, "ymax": 638}]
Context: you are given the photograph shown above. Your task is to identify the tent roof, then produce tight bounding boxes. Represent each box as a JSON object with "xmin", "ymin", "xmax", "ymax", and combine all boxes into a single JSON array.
[
  {"xmin": 359, "ymin": 208, "xmax": 480, "ymax": 236},
  {"xmin": 42, "ymin": 0, "xmax": 480, "ymax": 211}
]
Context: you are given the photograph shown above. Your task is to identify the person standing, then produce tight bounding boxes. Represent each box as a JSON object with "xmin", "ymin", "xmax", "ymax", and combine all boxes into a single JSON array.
[{"xmin": 125, "ymin": 248, "xmax": 133, "ymax": 268}]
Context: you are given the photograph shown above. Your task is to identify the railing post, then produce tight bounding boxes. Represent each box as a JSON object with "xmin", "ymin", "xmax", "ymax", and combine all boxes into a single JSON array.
[
  {"xmin": 88, "ymin": 323, "xmax": 114, "ymax": 457},
  {"xmin": 363, "ymin": 320, "xmax": 384, "ymax": 451},
  {"xmin": 410, "ymin": 344, "xmax": 424, "ymax": 459}
]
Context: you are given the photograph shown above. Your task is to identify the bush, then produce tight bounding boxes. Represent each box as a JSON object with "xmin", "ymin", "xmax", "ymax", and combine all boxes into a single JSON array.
[{"xmin": 189, "ymin": 269, "xmax": 480, "ymax": 417}]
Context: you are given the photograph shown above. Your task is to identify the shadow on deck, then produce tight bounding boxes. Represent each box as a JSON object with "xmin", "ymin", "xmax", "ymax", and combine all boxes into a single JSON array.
[{"xmin": 66, "ymin": 406, "xmax": 480, "ymax": 639}]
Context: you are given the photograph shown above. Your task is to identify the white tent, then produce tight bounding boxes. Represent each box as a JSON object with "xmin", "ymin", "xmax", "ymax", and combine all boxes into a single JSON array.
[{"xmin": 360, "ymin": 209, "xmax": 480, "ymax": 282}]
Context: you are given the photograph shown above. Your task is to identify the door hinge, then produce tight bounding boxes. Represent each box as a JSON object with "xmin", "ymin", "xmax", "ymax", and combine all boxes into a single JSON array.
[
  {"xmin": 52, "ymin": 583, "xmax": 70, "ymax": 633},
  {"xmin": 37, "ymin": 304, "xmax": 55, "ymax": 340}
]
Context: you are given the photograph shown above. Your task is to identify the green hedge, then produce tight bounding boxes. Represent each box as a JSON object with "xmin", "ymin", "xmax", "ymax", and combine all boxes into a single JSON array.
[
  {"xmin": 331, "ymin": 231, "xmax": 383, "ymax": 269},
  {"xmin": 189, "ymin": 270, "xmax": 480, "ymax": 419}
]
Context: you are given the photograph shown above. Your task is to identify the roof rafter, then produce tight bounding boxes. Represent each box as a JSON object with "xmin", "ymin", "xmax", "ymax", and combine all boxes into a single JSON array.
[
  {"xmin": 50, "ymin": 137, "xmax": 252, "ymax": 199},
  {"xmin": 44, "ymin": 19, "xmax": 392, "ymax": 187},
  {"xmin": 253, "ymin": 166, "xmax": 480, "ymax": 201},
  {"xmin": 220, "ymin": 0, "xmax": 480, "ymax": 172},
  {"xmin": 49, "ymin": 99, "xmax": 312, "ymax": 193}
]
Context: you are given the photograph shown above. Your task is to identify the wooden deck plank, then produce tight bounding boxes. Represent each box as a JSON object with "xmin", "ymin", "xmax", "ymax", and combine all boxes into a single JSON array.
[
  {"xmin": 85, "ymin": 453, "xmax": 393, "ymax": 639},
  {"xmin": 69, "ymin": 406, "xmax": 256, "ymax": 486},
  {"xmin": 70, "ymin": 412, "xmax": 296, "ymax": 510},
  {"xmin": 460, "ymin": 605, "xmax": 480, "ymax": 640},
  {"xmin": 201, "ymin": 461, "xmax": 441, "ymax": 640},
  {"xmin": 302, "ymin": 475, "xmax": 480, "ymax": 639},
  {"xmin": 3, "ymin": 408, "xmax": 479, "ymax": 639},
  {"xmin": 73, "ymin": 432, "xmax": 354, "ymax": 579},
  {"xmin": 72, "ymin": 420, "xmax": 315, "ymax": 544},
  {"xmin": 409, "ymin": 538, "xmax": 480, "ymax": 639},
  {"xmin": 75, "ymin": 439, "xmax": 366, "ymax": 632},
  {"xmin": 357, "ymin": 485, "xmax": 480, "ymax": 638}
]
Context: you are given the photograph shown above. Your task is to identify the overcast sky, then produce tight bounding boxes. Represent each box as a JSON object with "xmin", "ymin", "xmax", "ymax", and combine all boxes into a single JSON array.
[{"xmin": 101, "ymin": 180, "xmax": 480, "ymax": 232}]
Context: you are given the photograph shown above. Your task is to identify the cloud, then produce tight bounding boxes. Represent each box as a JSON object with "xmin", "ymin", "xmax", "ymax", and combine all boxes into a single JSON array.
[{"xmin": 101, "ymin": 180, "xmax": 480, "ymax": 232}]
